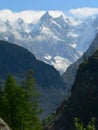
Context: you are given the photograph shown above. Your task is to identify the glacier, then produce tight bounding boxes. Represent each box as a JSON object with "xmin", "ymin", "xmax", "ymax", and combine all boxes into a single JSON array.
[{"xmin": 0, "ymin": 8, "xmax": 98, "ymax": 73}]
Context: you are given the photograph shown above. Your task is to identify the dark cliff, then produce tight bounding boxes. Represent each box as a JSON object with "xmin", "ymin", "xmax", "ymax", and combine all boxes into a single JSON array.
[
  {"xmin": 48, "ymin": 49, "xmax": 98, "ymax": 130},
  {"xmin": 62, "ymin": 33, "xmax": 98, "ymax": 94}
]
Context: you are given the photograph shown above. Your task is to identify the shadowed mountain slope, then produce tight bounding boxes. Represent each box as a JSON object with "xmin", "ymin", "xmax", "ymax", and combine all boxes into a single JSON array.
[
  {"xmin": 62, "ymin": 33, "xmax": 98, "ymax": 94},
  {"xmin": 0, "ymin": 40, "xmax": 66, "ymax": 118},
  {"xmin": 47, "ymin": 49, "xmax": 98, "ymax": 130}
]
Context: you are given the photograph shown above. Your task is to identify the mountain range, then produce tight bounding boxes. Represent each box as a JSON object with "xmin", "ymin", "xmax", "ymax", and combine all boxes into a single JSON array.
[
  {"xmin": 0, "ymin": 9, "xmax": 98, "ymax": 73},
  {"xmin": 0, "ymin": 8, "xmax": 98, "ymax": 129}
]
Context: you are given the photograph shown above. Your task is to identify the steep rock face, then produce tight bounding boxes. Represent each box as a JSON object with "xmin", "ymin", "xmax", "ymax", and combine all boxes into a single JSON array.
[
  {"xmin": 62, "ymin": 33, "xmax": 98, "ymax": 94},
  {"xmin": 0, "ymin": 40, "xmax": 66, "ymax": 118},
  {"xmin": 48, "ymin": 50, "xmax": 98, "ymax": 130}
]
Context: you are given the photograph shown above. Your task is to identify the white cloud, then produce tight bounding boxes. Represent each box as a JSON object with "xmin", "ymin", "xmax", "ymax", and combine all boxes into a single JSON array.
[
  {"xmin": 15, "ymin": 10, "xmax": 45, "ymax": 23},
  {"xmin": 1, "ymin": 8, "xmax": 98, "ymax": 24},
  {"xmin": 0, "ymin": 9, "xmax": 45, "ymax": 23},
  {"xmin": 49, "ymin": 11, "xmax": 65, "ymax": 18},
  {"xmin": 0, "ymin": 9, "xmax": 68, "ymax": 23},
  {"xmin": 0, "ymin": 9, "xmax": 15, "ymax": 22},
  {"xmin": 69, "ymin": 8, "xmax": 98, "ymax": 18}
]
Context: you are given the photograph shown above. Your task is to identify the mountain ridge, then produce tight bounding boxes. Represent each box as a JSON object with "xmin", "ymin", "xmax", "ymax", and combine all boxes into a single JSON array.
[
  {"xmin": 0, "ymin": 9, "xmax": 98, "ymax": 73},
  {"xmin": 62, "ymin": 33, "xmax": 98, "ymax": 94},
  {"xmin": 47, "ymin": 46, "xmax": 98, "ymax": 130},
  {"xmin": 0, "ymin": 40, "xmax": 66, "ymax": 118}
]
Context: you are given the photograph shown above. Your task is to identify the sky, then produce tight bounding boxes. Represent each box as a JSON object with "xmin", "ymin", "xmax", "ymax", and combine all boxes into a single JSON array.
[{"xmin": 0, "ymin": 0, "xmax": 98, "ymax": 12}]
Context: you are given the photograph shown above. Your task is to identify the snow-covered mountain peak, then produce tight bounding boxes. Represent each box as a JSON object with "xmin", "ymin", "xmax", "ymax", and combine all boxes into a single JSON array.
[
  {"xmin": 0, "ymin": 8, "xmax": 98, "ymax": 73},
  {"xmin": 40, "ymin": 11, "xmax": 53, "ymax": 23}
]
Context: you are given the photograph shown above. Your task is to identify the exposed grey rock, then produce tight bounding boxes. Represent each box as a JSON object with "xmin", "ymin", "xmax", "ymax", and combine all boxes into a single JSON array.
[{"xmin": 0, "ymin": 118, "xmax": 11, "ymax": 130}]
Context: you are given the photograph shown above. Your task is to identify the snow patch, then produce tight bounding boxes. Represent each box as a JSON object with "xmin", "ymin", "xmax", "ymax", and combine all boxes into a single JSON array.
[
  {"xmin": 70, "ymin": 43, "xmax": 77, "ymax": 48},
  {"xmin": 4, "ymin": 36, "xmax": 8, "ymax": 41},
  {"xmin": 42, "ymin": 26, "xmax": 51, "ymax": 34},
  {"xmin": 0, "ymin": 26, "xmax": 7, "ymax": 32},
  {"xmin": 32, "ymin": 35, "xmax": 46, "ymax": 42},
  {"xmin": 44, "ymin": 55, "xmax": 52, "ymax": 60},
  {"xmin": 51, "ymin": 20, "xmax": 61, "ymax": 28},
  {"xmin": 41, "ymin": 26, "xmax": 61, "ymax": 43},
  {"xmin": 67, "ymin": 31, "xmax": 79, "ymax": 38},
  {"xmin": 51, "ymin": 56, "xmax": 72, "ymax": 74}
]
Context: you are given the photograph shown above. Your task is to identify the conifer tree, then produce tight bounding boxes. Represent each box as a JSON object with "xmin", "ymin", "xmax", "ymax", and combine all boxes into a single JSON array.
[
  {"xmin": 21, "ymin": 71, "xmax": 42, "ymax": 130},
  {"xmin": 0, "ymin": 74, "xmax": 42, "ymax": 130}
]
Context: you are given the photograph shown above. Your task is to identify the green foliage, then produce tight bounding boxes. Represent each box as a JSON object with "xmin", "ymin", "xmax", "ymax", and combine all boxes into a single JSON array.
[
  {"xmin": 42, "ymin": 113, "xmax": 56, "ymax": 127},
  {"xmin": 21, "ymin": 71, "xmax": 42, "ymax": 130},
  {"xmin": 74, "ymin": 118, "xmax": 96, "ymax": 130},
  {"xmin": 83, "ymin": 59, "xmax": 88, "ymax": 66},
  {"xmin": 0, "ymin": 74, "xmax": 42, "ymax": 130}
]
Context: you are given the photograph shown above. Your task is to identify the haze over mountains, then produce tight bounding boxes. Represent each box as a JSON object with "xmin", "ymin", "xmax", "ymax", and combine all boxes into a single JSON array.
[
  {"xmin": 0, "ymin": 40, "xmax": 66, "ymax": 118},
  {"xmin": 0, "ymin": 8, "xmax": 98, "ymax": 73}
]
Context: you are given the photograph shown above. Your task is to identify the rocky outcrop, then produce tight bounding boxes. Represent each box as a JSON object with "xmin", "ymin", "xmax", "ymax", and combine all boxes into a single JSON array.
[{"xmin": 0, "ymin": 118, "xmax": 11, "ymax": 130}]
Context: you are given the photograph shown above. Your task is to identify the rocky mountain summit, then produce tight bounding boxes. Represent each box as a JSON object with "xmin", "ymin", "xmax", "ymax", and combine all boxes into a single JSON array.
[{"xmin": 0, "ymin": 9, "xmax": 98, "ymax": 73}]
